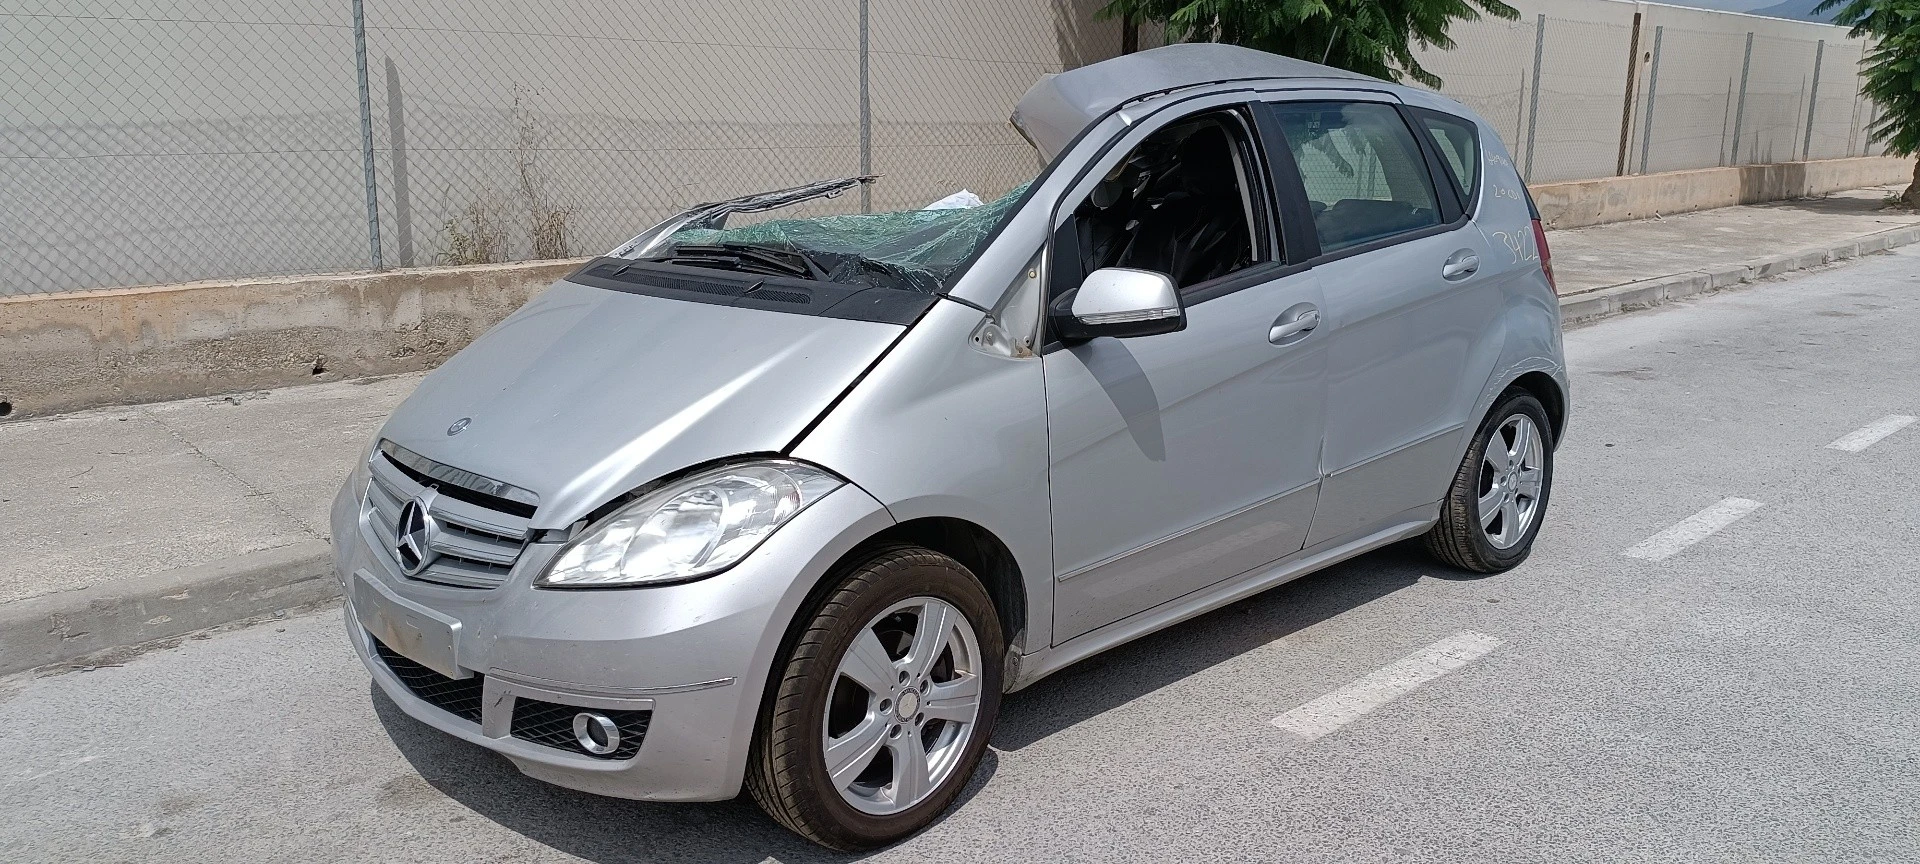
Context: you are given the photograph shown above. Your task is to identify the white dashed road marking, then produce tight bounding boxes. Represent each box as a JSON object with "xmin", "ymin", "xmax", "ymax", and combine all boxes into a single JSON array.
[
  {"xmin": 1269, "ymin": 631, "xmax": 1504, "ymax": 741},
  {"xmin": 1622, "ymin": 497, "xmax": 1764, "ymax": 561},
  {"xmin": 1827, "ymin": 415, "xmax": 1915, "ymax": 453}
]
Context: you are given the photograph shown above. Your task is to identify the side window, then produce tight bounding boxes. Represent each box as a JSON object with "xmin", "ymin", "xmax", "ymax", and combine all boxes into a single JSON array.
[
  {"xmin": 1065, "ymin": 108, "xmax": 1269, "ymax": 292},
  {"xmin": 1417, "ymin": 110, "xmax": 1480, "ymax": 205},
  {"xmin": 1269, "ymin": 101, "xmax": 1442, "ymax": 254}
]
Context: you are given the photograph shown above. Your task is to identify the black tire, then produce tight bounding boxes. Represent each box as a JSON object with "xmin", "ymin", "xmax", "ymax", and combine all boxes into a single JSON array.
[
  {"xmin": 1424, "ymin": 389, "xmax": 1555, "ymax": 573},
  {"xmin": 747, "ymin": 544, "xmax": 1004, "ymax": 851}
]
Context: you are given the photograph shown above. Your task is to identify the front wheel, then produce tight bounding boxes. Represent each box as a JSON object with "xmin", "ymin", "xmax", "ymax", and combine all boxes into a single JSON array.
[
  {"xmin": 747, "ymin": 545, "xmax": 1003, "ymax": 850},
  {"xmin": 1424, "ymin": 389, "xmax": 1554, "ymax": 573}
]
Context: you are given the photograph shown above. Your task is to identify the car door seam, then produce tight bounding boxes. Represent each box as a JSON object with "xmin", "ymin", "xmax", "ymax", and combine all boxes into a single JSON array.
[
  {"xmin": 1055, "ymin": 477, "xmax": 1320, "ymax": 583},
  {"xmin": 1323, "ymin": 423, "xmax": 1467, "ymax": 479}
]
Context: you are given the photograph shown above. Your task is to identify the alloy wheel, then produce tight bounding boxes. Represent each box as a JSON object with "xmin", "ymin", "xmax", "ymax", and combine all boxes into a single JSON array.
[
  {"xmin": 1478, "ymin": 414, "xmax": 1545, "ymax": 549},
  {"xmin": 822, "ymin": 596, "xmax": 984, "ymax": 816}
]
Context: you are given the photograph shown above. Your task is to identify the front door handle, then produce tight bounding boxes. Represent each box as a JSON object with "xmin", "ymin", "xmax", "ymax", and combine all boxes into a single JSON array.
[
  {"xmin": 1442, "ymin": 251, "xmax": 1480, "ymax": 280},
  {"xmin": 1268, "ymin": 305, "xmax": 1320, "ymax": 345}
]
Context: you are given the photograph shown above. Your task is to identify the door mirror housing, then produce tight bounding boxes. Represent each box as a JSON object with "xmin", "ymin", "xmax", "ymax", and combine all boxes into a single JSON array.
[{"xmin": 1050, "ymin": 268, "xmax": 1186, "ymax": 341}]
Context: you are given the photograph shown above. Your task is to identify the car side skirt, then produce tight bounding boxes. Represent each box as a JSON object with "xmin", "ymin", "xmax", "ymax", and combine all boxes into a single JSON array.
[{"xmin": 1007, "ymin": 501, "xmax": 1440, "ymax": 692}]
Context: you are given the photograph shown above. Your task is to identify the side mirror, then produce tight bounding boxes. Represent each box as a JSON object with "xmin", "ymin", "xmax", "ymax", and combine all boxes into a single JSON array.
[{"xmin": 1050, "ymin": 267, "xmax": 1186, "ymax": 341}]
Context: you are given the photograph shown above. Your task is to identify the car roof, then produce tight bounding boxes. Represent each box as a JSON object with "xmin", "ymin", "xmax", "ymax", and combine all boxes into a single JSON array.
[{"xmin": 1011, "ymin": 43, "xmax": 1383, "ymax": 159}]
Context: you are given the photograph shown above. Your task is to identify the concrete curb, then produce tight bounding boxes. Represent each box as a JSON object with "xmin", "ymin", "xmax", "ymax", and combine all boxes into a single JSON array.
[
  {"xmin": 1559, "ymin": 224, "xmax": 1920, "ymax": 324},
  {"xmin": 0, "ymin": 540, "xmax": 339, "ymax": 676}
]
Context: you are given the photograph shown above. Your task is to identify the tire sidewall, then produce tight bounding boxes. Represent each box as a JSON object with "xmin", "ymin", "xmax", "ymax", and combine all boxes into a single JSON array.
[
  {"xmin": 778, "ymin": 551, "xmax": 1004, "ymax": 848},
  {"xmin": 1462, "ymin": 392, "xmax": 1555, "ymax": 568}
]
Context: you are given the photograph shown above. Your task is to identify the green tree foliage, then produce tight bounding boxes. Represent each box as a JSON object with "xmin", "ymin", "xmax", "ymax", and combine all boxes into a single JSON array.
[
  {"xmin": 1817, "ymin": 0, "xmax": 1920, "ymax": 203},
  {"xmin": 1101, "ymin": 0, "xmax": 1518, "ymax": 89}
]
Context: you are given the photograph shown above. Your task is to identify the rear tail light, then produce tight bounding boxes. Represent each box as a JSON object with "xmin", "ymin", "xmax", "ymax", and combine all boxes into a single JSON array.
[{"xmin": 1530, "ymin": 218, "xmax": 1556, "ymax": 293}]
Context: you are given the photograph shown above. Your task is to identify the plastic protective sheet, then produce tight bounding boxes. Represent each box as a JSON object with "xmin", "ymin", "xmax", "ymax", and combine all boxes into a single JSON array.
[{"xmin": 665, "ymin": 184, "xmax": 1029, "ymax": 294}]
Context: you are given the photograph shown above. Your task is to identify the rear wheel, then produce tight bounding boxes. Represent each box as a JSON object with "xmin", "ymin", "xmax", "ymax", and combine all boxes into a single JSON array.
[
  {"xmin": 1424, "ymin": 390, "xmax": 1554, "ymax": 573},
  {"xmin": 747, "ymin": 545, "xmax": 1003, "ymax": 850}
]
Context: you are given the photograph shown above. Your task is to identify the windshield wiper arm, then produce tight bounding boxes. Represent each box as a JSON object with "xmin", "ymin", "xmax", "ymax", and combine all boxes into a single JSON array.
[{"xmin": 648, "ymin": 242, "xmax": 829, "ymax": 281}]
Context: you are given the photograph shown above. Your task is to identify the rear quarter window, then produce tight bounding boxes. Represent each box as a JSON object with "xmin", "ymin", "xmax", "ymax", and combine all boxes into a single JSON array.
[{"xmin": 1416, "ymin": 111, "xmax": 1480, "ymax": 207}]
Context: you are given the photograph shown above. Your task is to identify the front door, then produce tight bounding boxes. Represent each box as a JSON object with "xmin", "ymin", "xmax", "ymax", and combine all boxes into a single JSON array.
[{"xmin": 1043, "ymin": 104, "xmax": 1328, "ymax": 643}]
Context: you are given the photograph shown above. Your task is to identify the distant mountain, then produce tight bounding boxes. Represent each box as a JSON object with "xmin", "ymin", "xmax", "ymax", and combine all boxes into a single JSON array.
[{"xmin": 1748, "ymin": 0, "xmax": 1842, "ymax": 22}]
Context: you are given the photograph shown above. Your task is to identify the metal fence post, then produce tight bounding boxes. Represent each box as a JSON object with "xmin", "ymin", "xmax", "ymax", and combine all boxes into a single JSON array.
[
  {"xmin": 352, "ymin": 0, "xmax": 383, "ymax": 270},
  {"xmin": 1514, "ymin": 72, "xmax": 1526, "ymax": 151},
  {"xmin": 1802, "ymin": 39, "xmax": 1823, "ymax": 161},
  {"xmin": 1729, "ymin": 32, "xmax": 1753, "ymax": 165},
  {"xmin": 1614, "ymin": 12, "xmax": 1643, "ymax": 176},
  {"xmin": 1864, "ymin": 102, "xmax": 1878, "ymax": 156},
  {"xmin": 1524, "ymin": 14, "xmax": 1546, "ymax": 182},
  {"xmin": 1638, "ymin": 26, "xmax": 1663, "ymax": 175},
  {"xmin": 858, "ymin": 0, "xmax": 872, "ymax": 213}
]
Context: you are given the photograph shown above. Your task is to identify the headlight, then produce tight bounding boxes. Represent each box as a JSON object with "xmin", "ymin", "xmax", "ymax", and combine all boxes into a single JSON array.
[{"xmin": 536, "ymin": 460, "xmax": 844, "ymax": 588}]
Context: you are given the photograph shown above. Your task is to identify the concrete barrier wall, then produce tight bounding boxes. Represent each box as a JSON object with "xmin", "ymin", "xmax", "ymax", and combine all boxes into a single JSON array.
[
  {"xmin": 1530, "ymin": 155, "xmax": 1915, "ymax": 229},
  {"xmin": 0, "ymin": 259, "xmax": 581, "ymax": 419}
]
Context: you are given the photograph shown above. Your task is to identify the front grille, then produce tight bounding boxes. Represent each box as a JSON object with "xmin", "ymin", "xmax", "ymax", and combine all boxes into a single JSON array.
[
  {"xmin": 372, "ymin": 636, "xmax": 484, "ymax": 724},
  {"xmin": 511, "ymin": 697, "xmax": 651, "ymax": 760},
  {"xmin": 364, "ymin": 445, "xmax": 536, "ymax": 590}
]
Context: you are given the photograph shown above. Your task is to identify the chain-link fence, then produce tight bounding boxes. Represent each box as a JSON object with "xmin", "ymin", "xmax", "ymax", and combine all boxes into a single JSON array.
[{"xmin": 0, "ymin": 0, "xmax": 1889, "ymax": 296}]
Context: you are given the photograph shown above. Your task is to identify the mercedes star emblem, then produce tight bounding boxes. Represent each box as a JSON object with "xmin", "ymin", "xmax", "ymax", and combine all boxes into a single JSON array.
[{"xmin": 394, "ymin": 492, "xmax": 440, "ymax": 575}]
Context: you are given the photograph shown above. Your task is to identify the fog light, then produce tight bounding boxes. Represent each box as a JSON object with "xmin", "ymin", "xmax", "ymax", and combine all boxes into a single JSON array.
[{"xmin": 572, "ymin": 712, "xmax": 620, "ymax": 755}]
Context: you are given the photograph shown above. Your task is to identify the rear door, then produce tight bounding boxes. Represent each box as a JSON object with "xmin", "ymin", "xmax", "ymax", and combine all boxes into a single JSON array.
[{"xmin": 1258, "ymin": 98, "xmax": 1500, "ymax": 547}]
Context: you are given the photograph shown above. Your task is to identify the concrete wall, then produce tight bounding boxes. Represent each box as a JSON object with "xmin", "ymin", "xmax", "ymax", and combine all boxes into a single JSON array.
[
  {"xmin": 0, "ymin": 259, "xmax": 580, "ymax": 419},
  {"xmin": 1530, "ymin": 155, "xmax": 1916, "ymax": 229}
]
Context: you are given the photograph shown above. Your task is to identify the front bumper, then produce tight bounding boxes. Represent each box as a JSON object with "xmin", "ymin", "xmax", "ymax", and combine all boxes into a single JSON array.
[{"xmin": 329, "ymin": 473, "xmax": 894, "ymax": 802}]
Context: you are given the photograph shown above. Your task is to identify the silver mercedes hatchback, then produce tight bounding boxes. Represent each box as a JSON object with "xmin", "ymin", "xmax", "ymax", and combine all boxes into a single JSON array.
[{"xmin": 330, "ymin": 44, "xmax": 1566, "ymax": 849}]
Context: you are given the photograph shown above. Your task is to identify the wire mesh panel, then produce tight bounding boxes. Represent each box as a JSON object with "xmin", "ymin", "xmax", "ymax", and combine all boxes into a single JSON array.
[
  {"xmin": 2, "ymin": 0, "xmax": 369, "ymax": 296},
  {"xmin": 1734, "ymin": 34, "xmax": 1819, "ymax": 165},
  {"xmin": 867, "ymin": 0, "xmax": 1063, "ymax": 214},
  {"xmin": 361, "ymin": 0, "xmax": 862, "ymax": 269},
  {"xmin": 1526, "ymin": 18, "xmax": 1638, "ymax": 184},
  {"xmin": 0, "ymin": 1, "xmax": 1897, "ymax": 297},
  {"xmin": 1638, "ymin": 26, "xmax": 1749, "ymax": 175},
  {"xmin": 1804, "ymin": 41, "xmax": 1867, "ymax": 161}
]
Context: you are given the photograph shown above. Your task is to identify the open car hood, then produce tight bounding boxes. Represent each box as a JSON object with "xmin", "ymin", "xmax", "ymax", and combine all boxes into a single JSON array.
[{"xmin": 376, "ymin": 279, "xmax": 904, "ymax": 530}]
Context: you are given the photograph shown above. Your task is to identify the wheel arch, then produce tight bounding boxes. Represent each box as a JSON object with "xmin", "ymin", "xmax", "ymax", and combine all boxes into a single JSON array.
[
  {"xmin": 1507, "ymin": 369, "xmax": 1567, "ymax": 446},
  {"xmin": 850, "ymin": 517, "xmax": 1028, "ymax": 657}
]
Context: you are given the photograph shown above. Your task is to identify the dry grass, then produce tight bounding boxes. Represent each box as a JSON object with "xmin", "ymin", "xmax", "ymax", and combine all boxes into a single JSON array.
[{"xmin": 438, "ymin": 187, "xmax": 510, "ymax": 266}]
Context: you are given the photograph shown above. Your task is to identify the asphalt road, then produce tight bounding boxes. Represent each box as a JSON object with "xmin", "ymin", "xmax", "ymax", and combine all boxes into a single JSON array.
[{"xmin": 7, "ymin": 249, "xmax": 1920, "ymax": 863}]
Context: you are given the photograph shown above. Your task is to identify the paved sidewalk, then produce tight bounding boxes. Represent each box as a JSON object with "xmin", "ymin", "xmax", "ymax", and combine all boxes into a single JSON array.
[
  {"xmin": 3, "ymin": 187, "xmax": 1918, "ymax": 672},
  {"xmin": 1551, "ymin": 185, "xmax": 1919, "ymax": 296}
]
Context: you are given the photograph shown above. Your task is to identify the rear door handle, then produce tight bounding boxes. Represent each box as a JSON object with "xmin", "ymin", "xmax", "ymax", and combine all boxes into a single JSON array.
[
  {"xmin": 1268, "ymin": 305, "xmax": 1320, "ymax": 345},
  {"xmin": 1442, "ymin": 251, "xmax": 1480, "ymax": 280}
]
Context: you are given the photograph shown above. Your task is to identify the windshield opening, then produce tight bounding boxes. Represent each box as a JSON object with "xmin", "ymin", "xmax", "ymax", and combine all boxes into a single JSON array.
[{"xmin": 653, "ymin": 183, "xmax": 1032, "ymax": 295}]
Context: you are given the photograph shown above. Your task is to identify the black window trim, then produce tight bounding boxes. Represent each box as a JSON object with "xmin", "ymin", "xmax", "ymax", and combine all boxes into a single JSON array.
[
  {"xmin": 1256, "ymin": 97, "xmax": 1475, "ymax": 270},
  {"xmin": 1043, "ymin": 98, "xmax": 1286, "ymax": 309},
  {"xmin": 1404, "ymin": 105, "xmax": 1481, "ymax": 219},
  {"xmin": 1037, "ymin": 97, "xmax": 1297, "ymax": 353}
]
